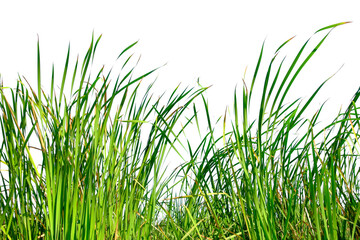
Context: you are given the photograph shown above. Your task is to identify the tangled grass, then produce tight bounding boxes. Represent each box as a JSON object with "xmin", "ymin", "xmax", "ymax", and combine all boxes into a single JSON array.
[{"xmin": 1, "ymin": 22, "xmax": 359, "ymax": 239}]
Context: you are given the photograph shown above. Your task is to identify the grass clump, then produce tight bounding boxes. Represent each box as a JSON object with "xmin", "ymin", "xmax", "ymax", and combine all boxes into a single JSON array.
[{"xmin": 1, "ymin": 22, "xmax": 360, "ymax": 239}]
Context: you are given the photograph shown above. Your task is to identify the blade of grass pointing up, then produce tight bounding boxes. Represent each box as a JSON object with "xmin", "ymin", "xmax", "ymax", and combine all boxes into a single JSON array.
[{"xmin": 59, "ymin": 43, "xmax": 70, "ymax": 104}]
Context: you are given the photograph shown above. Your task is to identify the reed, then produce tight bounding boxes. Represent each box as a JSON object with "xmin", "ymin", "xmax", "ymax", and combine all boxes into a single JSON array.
[{"xmin": 1, "ymin": 22, "xmax": 359, "ymax": 239}]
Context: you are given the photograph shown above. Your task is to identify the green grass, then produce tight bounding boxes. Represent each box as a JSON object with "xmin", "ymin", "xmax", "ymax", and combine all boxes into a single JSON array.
[{"xmin": 1, "ymin": 22, "xmax": 359, "ymax": 239}]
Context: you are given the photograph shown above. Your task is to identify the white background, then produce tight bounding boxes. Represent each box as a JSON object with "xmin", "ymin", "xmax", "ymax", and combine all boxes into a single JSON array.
[
  {"xmin": 1, "ymin": 1, "xmax": 359, "ymax": 118},
  {"xmin": 0, "ymin": 1, "xmax": 359, "ymax": 157}
]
